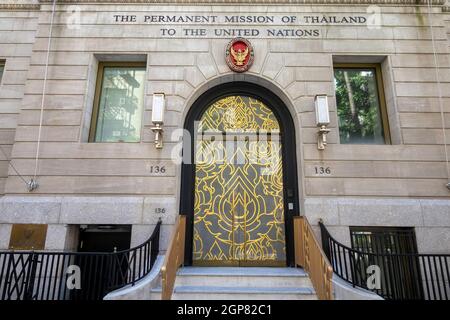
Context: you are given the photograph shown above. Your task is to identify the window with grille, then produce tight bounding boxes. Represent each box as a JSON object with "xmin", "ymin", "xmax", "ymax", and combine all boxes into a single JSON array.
[{"xmin": 350, "ymin": 226, "xmax": 423, "ymax": 300}]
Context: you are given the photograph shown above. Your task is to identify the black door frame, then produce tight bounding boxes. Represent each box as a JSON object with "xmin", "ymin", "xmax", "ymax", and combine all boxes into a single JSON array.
[{"xmin": 180, "ymin": 82, "xmax": 300, "ymax": 267}]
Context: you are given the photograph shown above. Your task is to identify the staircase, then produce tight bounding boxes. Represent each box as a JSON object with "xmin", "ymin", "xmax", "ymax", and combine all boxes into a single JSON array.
[
  {"xmin": 151, "ymin": 267, "xmax": 317, "ymax": 300},
  {"xmin": 157, "ymin": 216, "xmax": 332, "ymax": 300}
]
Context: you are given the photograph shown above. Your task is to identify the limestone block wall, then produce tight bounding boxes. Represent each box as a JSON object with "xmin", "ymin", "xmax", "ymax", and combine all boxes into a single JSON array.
[
  {"xmin": 446, "ymin": 2, "xmax": 450, "ymax": 54},
  {"xmin": 0, "ymin": 2, "xmax": 449, "ymax": 253},
  {"xmin": 305, "ymin": 198, "xmax": 450, "ymax": 254},
  {"xmin": 4, "ymin": 4, "xmax": 448, "ymax": 197},
  {"xmin": 0, "ymin": 1, "xmax": 39, "ymax": 195}
]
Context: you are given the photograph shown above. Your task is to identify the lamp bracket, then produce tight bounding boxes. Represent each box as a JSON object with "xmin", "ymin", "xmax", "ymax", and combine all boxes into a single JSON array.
[
  {"xmin": 151, "ymin": 123, "xmax": 164, "ymax": 149},
  {"xmin": 317, "ymin": 125, "xmax": 330, "ymax": 150}
]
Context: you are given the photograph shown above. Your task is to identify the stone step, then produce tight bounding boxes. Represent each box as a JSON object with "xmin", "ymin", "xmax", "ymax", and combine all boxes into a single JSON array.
[
  {"xmin": 177, "ymin": 267, "xmax": 308, "ymax": 277},
  {"xmin": 175, "ymin": 267, "xmax": 312, "ymax": 288},
  {"xmin": 150, "ymin": 287, "xmax": 162, "ymax": 300},
  {"xmin": 151, "ymin": 285, "xmax": 317, "ymax": 300}
]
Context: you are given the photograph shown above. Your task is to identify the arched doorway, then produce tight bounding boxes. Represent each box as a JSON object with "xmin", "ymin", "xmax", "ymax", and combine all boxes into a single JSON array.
[{"xmin": 180, "ymin": 82, "xmax": 299, "ymax": 267}]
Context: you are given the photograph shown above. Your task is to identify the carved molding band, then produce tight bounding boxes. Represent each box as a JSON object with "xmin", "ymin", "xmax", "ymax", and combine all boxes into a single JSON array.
[
  {"xmin": 0, "ymin": 4, "xmax": 40, "ymax": 10},
  {"xmin": 37, "ymin": 0, "xmax": 446, "ymax": 6},
  {"xmin": 0, "ymin": 1, "xmax": 446, "ymax": 13}
]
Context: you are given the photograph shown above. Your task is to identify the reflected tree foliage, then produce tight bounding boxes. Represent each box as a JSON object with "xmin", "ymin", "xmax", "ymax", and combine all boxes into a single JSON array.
[{"xmin": 334, "ymin": 68, "xmax": 384, "ymax": 144}]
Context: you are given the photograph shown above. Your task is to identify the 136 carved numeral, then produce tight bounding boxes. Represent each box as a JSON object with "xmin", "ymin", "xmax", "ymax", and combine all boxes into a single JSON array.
[
  {"xmin": 149, "ymin": 166, "xmax": 166, "ymax": 174},
  {"xmin": 155, "ymin": 208, "xmax": 166, "ymax": 214},
  {"xmin": 314, "ymin": 166, "xmax": 331, "ymax": 175}
]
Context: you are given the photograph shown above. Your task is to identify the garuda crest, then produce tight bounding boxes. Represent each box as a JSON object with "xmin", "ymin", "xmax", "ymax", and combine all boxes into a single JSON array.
[{"xmin": 225, "ymin": 38, "xmax": 254, "ymax": 73}]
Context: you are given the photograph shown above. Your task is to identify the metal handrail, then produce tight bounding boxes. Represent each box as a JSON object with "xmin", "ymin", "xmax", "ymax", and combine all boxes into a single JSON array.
[
  {"xmin": 294, "ymin": 216, "xmax": 333, "ymax": 300},
  {"xmin": 319, "ymin": 220, "xmax": 450, "ymax": 300},
  {"xmin": 0, "ymin": 220, "xmax": 162, "ymax": 300},
  {"xmin": 161, "ymin": 215, "xmax": 186, "ymax": 300}
]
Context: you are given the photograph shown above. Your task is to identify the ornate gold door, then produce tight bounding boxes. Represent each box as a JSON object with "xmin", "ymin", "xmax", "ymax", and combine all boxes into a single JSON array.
[{"xmin": 192, "ymin": 95, "xmax": 286, "ymax": 266}]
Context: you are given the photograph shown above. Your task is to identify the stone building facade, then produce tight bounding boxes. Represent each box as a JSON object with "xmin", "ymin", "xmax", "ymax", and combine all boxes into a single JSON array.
[{"xmin": 0, "ymin": 0, "xmax": 449, "ymax": 262}]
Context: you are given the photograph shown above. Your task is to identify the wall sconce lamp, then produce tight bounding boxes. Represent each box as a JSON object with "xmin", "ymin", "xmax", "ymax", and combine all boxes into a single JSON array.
[
  {"xmin": 151, "ymin": 93, "xmax": 165, "ymax": 149},
  {"xmin": 315, "ymin": 94, "xmax": 330, "ymax": 150}
]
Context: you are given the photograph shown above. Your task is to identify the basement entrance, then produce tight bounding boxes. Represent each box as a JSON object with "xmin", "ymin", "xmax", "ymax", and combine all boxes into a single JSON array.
[
  {"xmin": 78, "ymin": 225, "xmax": 131, "ymax": 253},
  {"xmin": 72, "ymin": 225, "xmax": 131, "ymax": 300}
]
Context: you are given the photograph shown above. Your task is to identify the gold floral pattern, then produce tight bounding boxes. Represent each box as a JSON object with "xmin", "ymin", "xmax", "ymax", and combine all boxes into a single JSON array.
[{"xmin": 193, "ymin": 96, "xmax": 286, "ymax": 266}]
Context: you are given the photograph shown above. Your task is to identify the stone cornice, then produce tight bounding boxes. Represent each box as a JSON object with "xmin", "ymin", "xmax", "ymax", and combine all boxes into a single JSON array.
[
  {"xmin": 37, "ymin": 0, "xmax": 446, "ymax": 6},
  {"xmin": 0, "ymin": 4, "xmax": 40, "ymax": 10},
  {"xmin": 0, "ymin": 1, "xmax": 445, "ymax": 11}
]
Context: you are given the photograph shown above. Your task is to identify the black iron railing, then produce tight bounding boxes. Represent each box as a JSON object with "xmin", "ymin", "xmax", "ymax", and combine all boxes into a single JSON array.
[
  {"xmin": 0, "ymin": 220, "xmax": 161, "ymax": 300},
  {"xmin": 320, "ymin": 221, "xmax": 450, "ymax": 300}
]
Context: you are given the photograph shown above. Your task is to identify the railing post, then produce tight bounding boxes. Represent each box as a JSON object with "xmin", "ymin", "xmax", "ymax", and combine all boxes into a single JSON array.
[
  {"xmin": 303, "ymin": 218, "xmax": 310, "ymax": 273},
  {"xmin": 3, "ymin": 253, "xmax": 13, "ymax": 300},
  {"xmin": 293, "ymin": 216, "xmax": 304, "ymax": 268},
  {"xmin": 132, "ymin": 250, "xmax": 137, "ymax": 286},
  {"xmin": 179, "ymin": 215, "xmax": 186, "ymax": 268},
  {"xmin": 150, "ymin": 219, "xmax": 161, "ymax": 268},
  {"xmin": 161, "ymin": 215, "xmax": 186, "ymax": 300},
  {"xmin": 293, "ymin": 216, "xmax": 333, "ymax": 300},
  {"xmin": 325, "ymin": 264, "xmax": 334, "ymax": 300},
  {"xmin": 24, "ymin": 252, "xmax": 38, "ymax": 300},
  {"xmin": 319, "ymin": 220, "xmax": 331, "ymax": 261}
]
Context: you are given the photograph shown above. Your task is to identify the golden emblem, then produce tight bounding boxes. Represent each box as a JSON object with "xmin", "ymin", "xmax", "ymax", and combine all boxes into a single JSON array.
[
  {"xmin": 230, "ymin": 46, "xmax": 249, "ymax": 66},
  {"xmin": 225, "ymin": 38, "xmax": 254, "ymax": 73}
]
